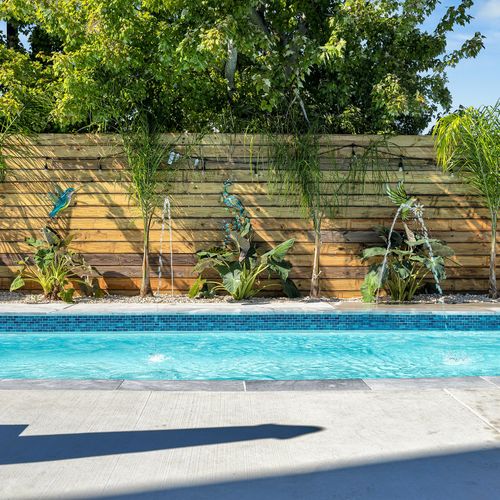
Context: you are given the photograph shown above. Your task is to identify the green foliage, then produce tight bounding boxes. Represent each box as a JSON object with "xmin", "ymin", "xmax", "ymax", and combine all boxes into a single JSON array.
[
  {"xmin": 268, "ymin": 131, "xmax": 322, "ymax": 224},
  {"xmin": 0, "ymin": 42, "xmax": 53, "ymax": 181},
  {"xmin": 0, "ymin": 0, "xmax": 485, "ymax": 134},
  {"xmin": 189, "ymin": 184, "xmax": 299, "ymax": 300},
  {"xmin": 190, "ymin": 236, "xmax": 299, "ymax": 301},
  {"xmin": 122, "ymin": 118, "xmax": 174, "ymax": 221},
  {"xmin": 121, "ymin": 115, "xmax": 178, "ymax": 296},
  {"xmin": 434, "ymin": 103, "xmax": 500, "ymax": 213},
  {"xmin": 0, "ymin": 44, "xmax": 53, "ymax": 132},
  {"xmin": 10, "ymin": 227, "xmax": 104, "ymax": 302},
  {"xmin": 361, "ymin": 226, "xmax": 454, "ymax": 302},
  {"xmin": 433, "ymin": 102, "xmax": 500, "ymax": 297},
  {"xmin": 267, "ymin": 130, "xmax": 391, "ymax": 296},
  {"xmin": 360, "ymin": 270, "xmax": 381, "ymax": 303}
]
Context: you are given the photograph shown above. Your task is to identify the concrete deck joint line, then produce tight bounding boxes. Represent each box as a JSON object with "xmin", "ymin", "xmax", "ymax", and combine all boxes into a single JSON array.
[
  {"xmin": 135, "ymin": 390, "xmax": 153, "ymax": 426},
  {"xmin": 444, "ymin": 388, "xmax": 500, "ymax": 433},
  {"xmin": 481, "ymin": 376, "xmax": 500, "ymax": 389}
]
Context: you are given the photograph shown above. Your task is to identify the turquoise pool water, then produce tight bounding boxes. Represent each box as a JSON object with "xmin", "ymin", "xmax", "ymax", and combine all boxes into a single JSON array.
[{"xmin": 0, "ymin": 329, "xmax": 499, "ymax": 380}]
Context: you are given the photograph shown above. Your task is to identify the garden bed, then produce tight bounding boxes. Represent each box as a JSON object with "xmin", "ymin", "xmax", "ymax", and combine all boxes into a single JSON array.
[{"xmin": 0, "ymin": 291, "xmax": 497, "ymax": 305}]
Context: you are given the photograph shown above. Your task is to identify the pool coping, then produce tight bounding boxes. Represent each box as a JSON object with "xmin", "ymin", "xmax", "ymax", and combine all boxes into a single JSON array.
[
  {"xmin": 0, "ymin": 376, "xmax": 499, "ymax": 391},
  {"xmin": 0, "ymin": 301, "xmax": 498, "ymax": 315}
]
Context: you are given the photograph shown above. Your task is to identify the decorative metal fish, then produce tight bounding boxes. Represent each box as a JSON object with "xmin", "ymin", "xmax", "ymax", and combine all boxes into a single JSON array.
[{"xmin": 48, "ymin": 186, "xmax": 76, "ymax": 219}]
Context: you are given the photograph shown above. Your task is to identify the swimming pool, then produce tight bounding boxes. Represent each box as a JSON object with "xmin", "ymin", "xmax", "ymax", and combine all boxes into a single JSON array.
[{"xmin": 0, "ymin": 313, "xmax": 498, "ymax": 380}]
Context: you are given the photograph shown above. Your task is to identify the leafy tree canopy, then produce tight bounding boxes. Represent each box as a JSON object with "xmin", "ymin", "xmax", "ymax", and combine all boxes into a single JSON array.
[{"xmin": 0, "ymin": 0, "xmax": 485, "ymax": 134}]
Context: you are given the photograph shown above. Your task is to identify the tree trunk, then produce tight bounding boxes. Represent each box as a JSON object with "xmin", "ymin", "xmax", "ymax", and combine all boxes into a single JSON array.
[
  {"xmin": 489, "ymin": 211, "xmax": 498, "ymax": 299},
  {"xmin": 310, "ymin": 217, "xmax": 322, "ymax": 298},
  {"xmin": 140, "ymin": 216, "xmax": 153, "ymax": 297},
  {"xmin": 6, "ymin": 22, "xmax": 20, "ymax": 50}
]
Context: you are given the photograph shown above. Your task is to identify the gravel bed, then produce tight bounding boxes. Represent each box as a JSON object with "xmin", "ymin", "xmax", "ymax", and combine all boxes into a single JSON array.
[{"xmin": 0, "ymin": 291, "xmax": 497, "ymax": 305}]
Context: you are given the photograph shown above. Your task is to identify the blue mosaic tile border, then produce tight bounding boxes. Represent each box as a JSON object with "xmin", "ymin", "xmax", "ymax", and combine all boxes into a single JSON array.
[{"xmin": 0, "ymin": 313, "xmax": 498, "ymax": 333}]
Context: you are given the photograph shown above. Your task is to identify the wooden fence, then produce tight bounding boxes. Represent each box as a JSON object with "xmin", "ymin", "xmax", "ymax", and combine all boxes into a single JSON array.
[{"xmin": 0, "ymin": 134, "xmax": 496, "ymax": 297}]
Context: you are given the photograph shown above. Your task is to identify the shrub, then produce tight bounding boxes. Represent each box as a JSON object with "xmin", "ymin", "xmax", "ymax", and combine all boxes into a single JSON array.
[
  {"xmin": 189, "ymin": 181, "xmax": 299, "ymax": 300},
  {"xmin": 10, "ymin": 227, "xmax": 104, "ymax": 302},
  {"xmin": 361, "ymin": 226, "xmax": 454, "ymax": 302}
]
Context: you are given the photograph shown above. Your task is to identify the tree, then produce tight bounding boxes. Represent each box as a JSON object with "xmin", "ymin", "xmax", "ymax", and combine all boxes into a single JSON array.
[
  {"xmin": 268, "ymin": 122, "xmax": 389, "ymax": 297},
  {"xmin": 121, "ymin": 117, "xmax": 176, "ymax": 296},
  {"xmin": 433, "ymin": 103, "xmax": 500, "ymax": 298},
  {"xmin": 1, "ymin": 0, "xmax": 185, "ymax": 295},
  {"xmin": 1, "ymin": 0, "xmax": 485, "ymax": 134}
]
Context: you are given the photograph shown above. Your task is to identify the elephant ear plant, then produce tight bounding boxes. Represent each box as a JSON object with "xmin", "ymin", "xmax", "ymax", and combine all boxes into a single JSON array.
[
  {"xmin": 360, "ymin": 183, "xmax": 455, "ymax": 302},
  {"xmin": 433, "ymin": 102, "xmax": 500, "ymax": 298},
  {"xmin": 189, "ymin": 181, "xmax": 299, "ymax": 300},
  {"xmin": 361, "ymin": 226, "xmax": 454, "ymax": 303}
]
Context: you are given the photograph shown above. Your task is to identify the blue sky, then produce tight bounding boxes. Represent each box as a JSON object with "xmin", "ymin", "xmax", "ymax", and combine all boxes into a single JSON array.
[
  {"xmin": 426, "ymin": 0, "xmax": 500, "ymax": 110},
  {"xmin": 1, "ymin": 1, "xmax": 499, "ymax": 113}
]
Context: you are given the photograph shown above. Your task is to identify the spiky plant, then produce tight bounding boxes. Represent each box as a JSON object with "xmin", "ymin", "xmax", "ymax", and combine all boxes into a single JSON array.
[
  {"xmin": 268, "ymin": 132, "xmax": 322, "ymax": 296},
  {"xmin": 121, "ymin": 115, "xmax": 177, "ymax": 297},
  {"xmin": 268, "ymin": 131, "xmax": 390, "ymax": 298},
  {"xmin": 433, "ymin": 102, "xmax": 500, "ymax": 298}
]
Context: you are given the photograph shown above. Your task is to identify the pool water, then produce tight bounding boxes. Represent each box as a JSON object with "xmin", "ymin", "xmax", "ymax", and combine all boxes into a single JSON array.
[{"xmin": 0, "ymin": 329, "xmax": 499, "ymax": 380}]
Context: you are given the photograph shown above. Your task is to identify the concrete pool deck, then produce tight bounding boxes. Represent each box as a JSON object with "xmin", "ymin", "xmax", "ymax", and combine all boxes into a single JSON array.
[{"xmin": 0, "ymin": 386, "xmax": 499, "ymax": 499}]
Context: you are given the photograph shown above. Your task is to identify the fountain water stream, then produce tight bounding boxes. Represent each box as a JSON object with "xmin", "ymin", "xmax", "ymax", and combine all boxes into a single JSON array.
[
  {"xmin": 376, "ymin": 194, "xmax": 444, "ymax": 302},
  {"xmin": 412, "ymin": 204, "xmax": 443, "ymax": 295},
  {"xmin": 376, "ymin": 204, "xmax": 405, "ymax": 303},
  {"xmin": 157, "ymin": 195, "xmax": 174, "ymax": 296}
]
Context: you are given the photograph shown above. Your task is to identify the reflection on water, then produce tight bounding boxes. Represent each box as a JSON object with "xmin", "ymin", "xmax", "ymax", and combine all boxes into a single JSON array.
[
  {"xmin": 148, "ymin": 354, "xmax": 167, "ymax": 363},
  {"xmin": 443, "ymin": 354, "xmax": 471, "ymax": 366}
]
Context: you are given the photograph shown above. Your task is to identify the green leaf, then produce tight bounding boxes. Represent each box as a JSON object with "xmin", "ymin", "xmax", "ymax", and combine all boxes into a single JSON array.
[
  {"xmin": 360, "ymin": 270, "xmax": 380, "ymax": 303},
  {"xmin": 229, "ymin": 231, "xmax": 251, "ymax": 261},
  {"xmin": 188, "ymin": 276, "xmax": 206, "ymax": 298},
  {"xmin": 430, "ymin": 241, "xmax": 455, "ymax": 257},
  {"xmin": 221, "ymin": 266, "xmax": 243, "ymax": 295},
  {"xmin": 385, "ymin": 181, "xmax": 410, "ymax": 206},
  {"xmin": 268, "ymin": 259, "xmax": 292, "ymax": 281},
  {"xmin": 281, "ymin": 278, "xmax": 300, "ymax": 298},
  {"xmin": 58, "ymin": 288, "xmax": 75, "ymax": 303},
  {"xmin": 362, "ymin": 247, "xmax": 388, "ymax": 259},
  {"xmin": 25, "ymin": 237, "xmax": 45, "ymax": 248},
  {"xmin": 9, "ymin": 274, "xmax": 25, "ymax": 292},
  {"xmin": 261, "ymin": 239, "xmax": 295, "ymax": 262}
]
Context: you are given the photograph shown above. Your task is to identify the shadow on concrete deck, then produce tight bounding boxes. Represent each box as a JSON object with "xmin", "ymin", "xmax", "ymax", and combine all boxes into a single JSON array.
[
  {"xmin": 87, "ymin": 447, "xmax": 500, "ymax": 500},
  {"xmin": 0, "ymin": 423, "xmax": 322, "ymax": 465}
]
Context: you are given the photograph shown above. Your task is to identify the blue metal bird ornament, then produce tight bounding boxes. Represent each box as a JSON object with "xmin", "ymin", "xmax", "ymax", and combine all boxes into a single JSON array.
[
  {"xmin": 48, "ymin": 186, "xmax": 76, "ymax": 219},
  {"xmin": 221, "ymin": 180, "xmax": 246, "ymax": 213}
]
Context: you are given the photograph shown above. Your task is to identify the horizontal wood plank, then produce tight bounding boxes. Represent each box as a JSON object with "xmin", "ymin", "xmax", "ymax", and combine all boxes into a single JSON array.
[{"xmin": 0, "ymin": 133, "xmax": 495, "ymax": 297}]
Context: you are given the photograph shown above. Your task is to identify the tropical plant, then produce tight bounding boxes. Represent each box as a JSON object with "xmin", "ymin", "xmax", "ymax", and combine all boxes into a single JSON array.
[
  {"xmin": 189, "ymin": 182, "xmax": 299, "ymax": 300},
  {"xmin": 121, "ymin": 116, "xmax": 177, "ymax": 296},
  {"xmin": 361, "ymin": 226, "xmax": 454, "ymax": 302},
  {"xmin": 433, "ymin": 102, "xmax": 500, "ymax": 298},
  {"xmin": 360, "ymin": 182, "xmax": 454, "ymax": 302},
  {"xmin": 10, "ymin": 227, "xmax": 103, "ymax": 302},
  {"xmin": 189, "ymin": 238, "xmax": 298, "ymax": 301},
  {"xmin": 268, "ymin": 130, "xmax": 390, "ymax": 297}
]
